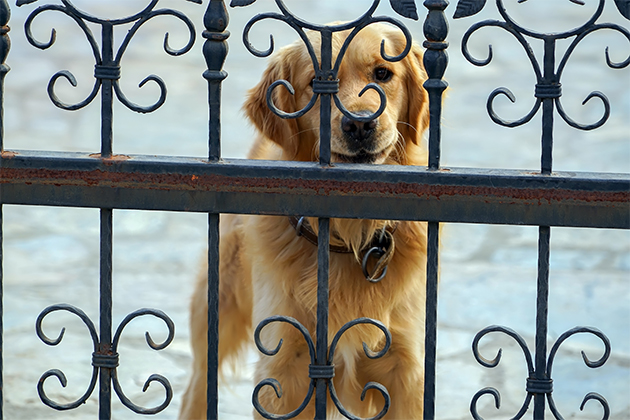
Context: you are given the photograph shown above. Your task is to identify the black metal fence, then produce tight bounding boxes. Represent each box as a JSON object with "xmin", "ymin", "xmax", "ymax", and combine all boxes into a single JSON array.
[{"xmin": 0, "ymin": 0, "xmax": 628, "ymax": 419}]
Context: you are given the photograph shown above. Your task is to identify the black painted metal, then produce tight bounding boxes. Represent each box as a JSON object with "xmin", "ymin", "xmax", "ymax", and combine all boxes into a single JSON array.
[
  {"xmin": 234, "ymin": 2, "xmax": 423, "ymax": 413},
  {"xmin": 0, "ymin": 0, "xmax": 627, "ymax": 419},
  {"xmin": 455, "ymin": 0, "xmax": 629, "ymax": 418},
  {"xmin": 203, "ymin": 0, "xmax": 229, "ymax": 162},
  {"xmin": 202, "ymin": 0, "xmax": 228, "ymax": 416},
  {"xmin": 0, "ymin": 1, "xmax": 9, "ymax": 417},
  {"xmin": 456, "ymin": 0, "xmax": 630, "ymax": 174},
  {"xmin": 99, "ymin": 208, "xmax": 114, "ymax": 418},
  {"xmin": 424, "ymin": 221, "xmax": 440, "ymax": 419},
  {"xmin": 237, "ymin": 0, "xmax": 414, "ymax": 166},
  {"xmin": 19, "ymin": 0, "xmax": 199, "ymax": 156},
  {"xmin": 533, "ymin": 226, "xmax": 551, "ymax": 419},
  {"xmin": 35, "ymin": 301, "xmax": 174, "ymax": 414},
  {"xmin": 423, "ymin": 0, "xmax": 449, "ymax": 171},
  {"xmin": 8, "ymin": 1, "xmax": 201, "ymax": 418},
  {"xmin": 207, "ymin": 213, "xmax": 220, "ymax": 420},
  {"xmin": 315, "ymin": 217, "xmax": 330, "ymax": 419},
  {"xmin": 0, "ymin": 204, "xmax": 3, "ymax": 420},
  {"xmin": 0, "ymin": 0, "xmax": 8, "ymax": 153},
  {"xmin": 1, "ymin": 151, "xmax": 628, "ymax": 229},
  {"xmin": 422, "ymin": 2, "xmax": 449, "ymax": 418}
]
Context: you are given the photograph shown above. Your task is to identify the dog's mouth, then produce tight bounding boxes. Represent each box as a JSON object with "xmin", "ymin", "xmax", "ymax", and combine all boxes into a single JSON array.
[
  {"xmin": 332, "ymin": 143, "xmax": 395, "ymax": 164},
  {"xmin": 332, "ymin": 150, "xmax": 385, "ymax": 164}
]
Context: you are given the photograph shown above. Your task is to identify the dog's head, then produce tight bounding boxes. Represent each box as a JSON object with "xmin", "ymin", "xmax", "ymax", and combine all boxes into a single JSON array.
[{"xmin": 245, "ymin": 23, "xmax": 430, "ymax": 165}]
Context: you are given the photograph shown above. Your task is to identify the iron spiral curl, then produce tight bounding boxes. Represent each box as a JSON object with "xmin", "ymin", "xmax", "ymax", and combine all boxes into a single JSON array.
[
  {"xmin": 35, "ymin": 304, "xmax": 175, "ymax": 414},
  {"xmin": 35, "ymin": 304, "xmax": 100, "ymax": 410},
  {"xmin": 327, "ymin": 318, "xmax": 392, "ymax": 420},
  {"xmin": 546, "ymin": 327, "xmax": 611, "ymax": 420},
  {"xmin": 252, "ymin": 316, "xmax": 316, "ymax": 419},
  {"xmin": 471, "ymin": 325, "xmax": 612, "ymax": 420},
  {"xmin": 20, "ymin": 0, "xmax": 199, "ymax": 113},
  {"xmin": 457, "ymin": 0, "xmax": 630, "ymax": 130},
  {"xmin": 237, "ymin": 0, "xmax": 413, "ymax": 123},
  {"xmin": 252, "ymin": 316, "xmax": 392, "ymax": 420},
  {"xmin": 470, "ymin": 325, "xmax": 534, "ymax": 420},
  {"xmin": 110, "ymin": 308, "xmax": 175, "ymax": 414}
]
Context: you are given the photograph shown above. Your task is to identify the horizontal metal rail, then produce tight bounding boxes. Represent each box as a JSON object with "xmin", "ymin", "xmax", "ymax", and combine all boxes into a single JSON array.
[{"xmin": 1, "ymin": 150, "xmax": 628, "ymax": 229}]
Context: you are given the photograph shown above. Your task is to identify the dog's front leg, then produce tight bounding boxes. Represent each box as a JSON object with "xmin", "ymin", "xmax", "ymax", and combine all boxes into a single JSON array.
[
  {"xmin": 357, "ymin": 326, "xmax": 425, "ymax": 420},
  {"xmin": 252, "ymin": 320, "xmax": 320, "ymax": 419}
]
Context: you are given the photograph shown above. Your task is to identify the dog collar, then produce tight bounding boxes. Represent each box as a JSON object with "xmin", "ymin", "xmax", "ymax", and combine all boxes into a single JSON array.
[{"xmin": 288, "ymin": 216, "xmax": 397, "ymax": 282}]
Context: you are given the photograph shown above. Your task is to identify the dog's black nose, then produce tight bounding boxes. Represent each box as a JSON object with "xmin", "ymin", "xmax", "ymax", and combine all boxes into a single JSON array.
[{"xmin": 341, "ymin": 113, "xmax": 377, "ymax": 143}]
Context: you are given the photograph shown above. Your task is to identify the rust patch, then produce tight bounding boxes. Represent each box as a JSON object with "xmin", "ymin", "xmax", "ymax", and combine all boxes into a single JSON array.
[
  {"xmin": 89, "ymin": 153, "xmax": 131, "ymax": 165},
  {"xmin": 1, "ymin": 151, "xmax": 18, "ymax": 158},
  {"xmin": 1, "ymin": 165, "xmax": 628, "ymax": 206}
]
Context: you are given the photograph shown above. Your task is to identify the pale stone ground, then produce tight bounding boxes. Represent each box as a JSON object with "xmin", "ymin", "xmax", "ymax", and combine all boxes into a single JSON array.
[{"xmin": 1, "ymin": 1, "xmax": 628, "ymax": 419}]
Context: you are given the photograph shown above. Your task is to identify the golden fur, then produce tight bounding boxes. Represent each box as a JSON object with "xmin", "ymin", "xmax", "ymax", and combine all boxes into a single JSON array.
[{"xmin": 180, "ymin": 24, "xmax": 430, "ymax": 419}]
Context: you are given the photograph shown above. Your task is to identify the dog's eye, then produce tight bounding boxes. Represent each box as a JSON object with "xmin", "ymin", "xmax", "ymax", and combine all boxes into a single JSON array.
[{"xmin": 374, "ymin": 67, "xmax": 393, "ymax": 83}]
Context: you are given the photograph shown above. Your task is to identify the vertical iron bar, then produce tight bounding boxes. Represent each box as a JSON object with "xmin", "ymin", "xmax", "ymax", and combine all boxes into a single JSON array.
[
  {"xmin": 540, "ymin": 99, "xmax": 554, "ymax": 175},
  {"xmin": 422, "ymin": 0, "xmax": 449, "ymax": 170},
  {"xmin": 424, "ymin": 222, "xmax": 439, "ymax": 420},
  {"xmin": 0, "ymin": 0, "xmax": 9, "ymax": 153},
  {"xmin": 99, "ymin": 208, "xmax": 113, "ymax": 420},
  {"xmin": 541, "ymin": 39, "xmax": 555, "ymax": 175},
  {"xmin": 203, "ymin": 0, "xmax": 229, "ymax": 162},
  {"xmin": 203, "ymin": 2, "xmax": 227, "ymax": 416},
  {"xmin": 314, "ymin": 28, "xmax": 333, "ymax": 417},
  {"xmin": 207, "ymin": 213, "xmax": 220, "ymax": 420},
  {"xmin": 315, "ymin": 217, "xmax": 330, "ymax": 419},
  {"xmin": 0, "ymin": 206, "xmax": 2, "ymax": 420},
  {"xmin": 0, "ymin": 4, "xmax": 8, "ymax": 417},
  {"xmin": 534, "ymin": 226, "xmax": 551, "ymax": 419},
  {"xmin": 318, "ymin": 30, "xmax": 333, "ymax": 166},
  {"xmin": 422, "ymin": 2, "xmax": 448, "ymax": 418},
  {"xmin": 100, "ymin": 23, "xmax": 114, "ymax": 158}
]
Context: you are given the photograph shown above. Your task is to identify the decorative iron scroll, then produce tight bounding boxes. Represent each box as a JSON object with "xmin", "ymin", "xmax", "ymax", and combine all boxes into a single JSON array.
[
  {"xmin": 36, "ymin": 304, "xmax": 175, "ymax": 414},
  {"xmin": 232, "ymin": 0, "xmax": 417, "ymax": 165},
  {"xmin": 455, "ymin": 3, "xmax": 626, "ymax": 419},
  {"xmin": 470, "ymin": 325, "xmax": 611, "ymax": 420},
  {"xmin": 232, "ymin": 1, "xmax": 419, "ymax": 417},
  {"xmin": 18, "ymin": 0, "xmax": 199, "ymax": 112},
  {"xmin": 0, "ymin": 0, "xmax": 10, "ymax": 151},
  {"xmin": 17, "ymin": 2, "xmax": 200, "ymax": 417},
  {"xmin": 454, "ymin": 0, "xmax": 630, "ymax": 173},
  {"xmin": 203, "ymin": 0, "xmax": 230, "ymax": 161},
  {"xmin": 253, "ymin": 316, "xmax": 392, "ymax": 420},
  {"xmin": 18, "ymin": 0, "xmax": 201, "ymax": 156}
]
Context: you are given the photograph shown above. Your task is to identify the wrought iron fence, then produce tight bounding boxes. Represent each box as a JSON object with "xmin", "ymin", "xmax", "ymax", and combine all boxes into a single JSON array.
[{"xmin": 0, "ymin": 0, "xmax": 628, "ymax": 419}]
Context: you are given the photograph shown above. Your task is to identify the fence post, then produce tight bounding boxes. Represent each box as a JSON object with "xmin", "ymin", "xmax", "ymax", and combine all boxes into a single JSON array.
[
  {"xmin": 203, "ymin": 1, "xmax": 228, "ymax": 419},
  {"xmin": 203, "ymin": 0, "xmax": 229, "ymax": 162},
  {"xmin": 0, "ymin": 1, "xmax": 9, "ymax": 417},
  {"xmin": 422, "ymin": 1, "xmax": 449, "ymax": 419},
  {"xmin": 98, "ymin": 208, "xmax": 114, "ymax": 419},
  {"xmin": 0, "ymin": 0, "xmax": 9, "ymax": 152},
  {"xmin": 422, "ymin": 0, "xmax": 449, "ymax": 171},
  {"xmin": 99, "ymin": 23, "xmax": 115, "ymax": 158}
]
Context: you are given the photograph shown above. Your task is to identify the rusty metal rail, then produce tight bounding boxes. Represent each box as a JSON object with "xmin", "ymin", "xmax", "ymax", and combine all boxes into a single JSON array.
[{"xmin": 1, "ymin": 150, "xmax": 628, "ymax": 229}]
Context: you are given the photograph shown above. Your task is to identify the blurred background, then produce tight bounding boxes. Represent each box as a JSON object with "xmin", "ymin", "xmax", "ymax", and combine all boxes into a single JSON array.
[{"xmin": 1, "ymin": 0, "xmax": 628, "ymax": 418}]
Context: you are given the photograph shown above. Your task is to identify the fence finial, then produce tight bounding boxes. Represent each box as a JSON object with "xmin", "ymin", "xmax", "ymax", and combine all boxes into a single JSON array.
[
  {"xmin": 203, "ymin": 0, "xmax": 230, "ymax": 162},
  {"xmin": 423, "ymin": 0, "xmax": 449, "ymax": 170},
  {"xmin": 0, "ymin": 0, "xmax": 10, "ymax": 152}
]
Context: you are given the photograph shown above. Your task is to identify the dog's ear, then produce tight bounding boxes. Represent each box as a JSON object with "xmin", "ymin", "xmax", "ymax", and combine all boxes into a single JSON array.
[
  {"xmin": 244, "ymin": 46, "xmax": 300, "ymax": 158},
  {"xmin": 402, "ymin": 45, "xmax": 430, "ymax": 145}
]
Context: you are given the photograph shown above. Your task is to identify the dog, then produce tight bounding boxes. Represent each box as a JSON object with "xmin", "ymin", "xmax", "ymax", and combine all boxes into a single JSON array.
[{"xmin": 180, "ymin": 23, "xmax": 430, "ymax": 419}]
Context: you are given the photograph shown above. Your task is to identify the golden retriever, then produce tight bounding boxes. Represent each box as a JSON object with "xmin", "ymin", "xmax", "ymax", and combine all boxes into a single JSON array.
[{"xmin": 180, "ymin": 23, "xmax": 430, "ymax": 419}]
